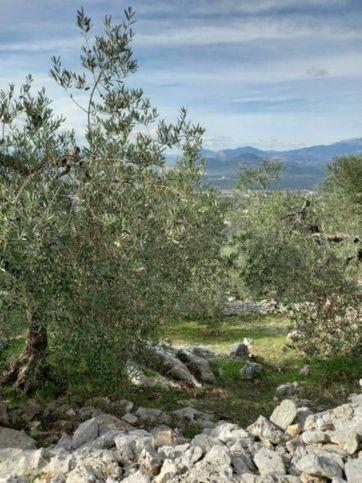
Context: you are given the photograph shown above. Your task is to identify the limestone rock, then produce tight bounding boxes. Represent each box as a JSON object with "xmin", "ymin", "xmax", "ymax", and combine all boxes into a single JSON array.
[
  {"xmin": 276, "ymin": 383, "xmax": 299, "ymax": 398},
  {"xmin": 66, "ymin": 464, "xmax": 97, "ymax": 483},
  {"xmin": 72, "ymin": 418, "xmax": 98, "ymax": 449},
  {"xmin": 177, "ymin": 348, "xmax": 216, "ymax": 383},
  {"xmin": 240, "ymin": 362, "xmax": 264, "ymax": 380},
  {"xmin": 121, "ymin": 471, "xmax": 151, "ymax": 483},
  {"xmin": 254, "ymin": 447, "xmax": 286, "ymax": 475},
  {"xmin": 138, "ymin": 445, "xmax": 163, "ymax": 476},
  {"xmin": 135, "ymin": 407, "xmax": 170, "ymax": 426},
  {"xmin": 209, "ymin": 422, "xmax": 249, "ymax": 444},
  {"xmin": 122, "ymin": 413, "xmax": 138, "ymax": 425},
  {"xmin": 0, "ymin": 427, "xmax": 36, "ymax": 450},
  {"xmin": 329, "ymin": 428, "xmax": 360, "ymax": 455},
  {"xmin": 154, "ymin": 429, "xmax": 176, "ymax": 448},
  {"xmin": 287, "ymin": 424, "xmax": 302, "ymax": 437},
  {"xmin": 345, "ymin": 459, "xmax": 362, "ymax": 483},
  {"xmin": 115, "ymin": 431, "xmax": 153, "ymax": 465},
  {"xmin": 270, "ymin": 400, "xmax": 298, "ymax": 431},
  {"xmin": 247, "ymin": 416, "xmax": 284, "ymax": 444},
  {"xmin": 0, "ymin": 448, "xmax": 48, "ymax": 478},
  {"xmin": 296, "ymin": 454, "xmax": 343, "ymax": 480},
  {"xmin": 302, "ymin": 430, "xmax": 329, "ymax": 445}
]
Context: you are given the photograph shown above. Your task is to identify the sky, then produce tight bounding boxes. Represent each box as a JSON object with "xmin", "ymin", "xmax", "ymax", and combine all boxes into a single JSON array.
[{"xmin": 0, "ymin": 0, "xmax": 362, "ymax": 151}]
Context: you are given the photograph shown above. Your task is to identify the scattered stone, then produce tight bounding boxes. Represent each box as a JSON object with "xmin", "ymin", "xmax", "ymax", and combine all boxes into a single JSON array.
[
  {"xmin": 0, "ymin": 428, "xmax": 36, "ymax": 450},
  {"xmin": 135, "ymin": 408, "xmax": 170, "ymax": 427},
  {"xmin": 167, "ymin": 364, "xmax": 200, "ymax": 386},
  {"xmin": 230, "ymin": 341, "xmax": 250, "ymax": 359},
  {"xmin": 254, "ymin": 447, "xmax": 286, "ymax": 475},
  {"xmin": 66, "ymin": 464, "xmax": 97, "ymax": 483},
  {"xmin": 122, "ymin": 471, "xmax": 151, "ymax": 483},
  {"xmin": 276, "ymin": 382, "xmax": 299, "ymax": 398},
  {"xmin": 72, "ymin": 418, "xmax": 98, "ymax": 449},
  {"xmin": 177, "ymin": 348, "xmax": 216, "ymax": 383},
  {"xmin": 270, "ymin": 399, "xmax": 298, "ymax": 431},
  {"xmin": 329, "ymin": 427, "xmax": 360, "ymax": 455},
  {"xmin": 240, "ymin": 362, "xmax": 264, "ymax": 380},
  {"xmin": 287, "ymin": 423, "xmax": 302, "ymax": 437},
  {"xmin": 247, "ymin": 416, "xmax": 284, "ymax": 444},
  {"xmin": 154, "ymin": 430, "xmax": 176, "ymax": 448},
  {"xmin": 0, "ymin": 448, "xmax": 48, "ymax": 478},
  {"xmin": 138, "ymin": 445, "xmax": 163, "ymax": 476},
  {"xmin": 122, "ymin": 413, "xmax": 138, "ymax": 425},
  {"xmin": 296, "ymin": 454, "xmax": 343, "ymax": 480},
  {"xmin": 345, "ymin": 459, "xmax": 362, "ymax": 483},
  {"xmin": 302, "ymin": 430, "xmax": 329, "ymax": 445}
]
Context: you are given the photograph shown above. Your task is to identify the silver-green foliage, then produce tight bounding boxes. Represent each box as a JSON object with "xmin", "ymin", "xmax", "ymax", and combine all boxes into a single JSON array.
[
  {"xmin": 225, "ymin": 190, "xmax": 361, "ymax": 356},
  {"xmin": 0, "ymin": 8, "xmax": 225, "ymax": 384}
]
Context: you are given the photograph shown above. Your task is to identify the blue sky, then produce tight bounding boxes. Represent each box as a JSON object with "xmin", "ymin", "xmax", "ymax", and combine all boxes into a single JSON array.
[{"xmin": 1, "ymin": 0, "xmax": 362, "ymax": 150}]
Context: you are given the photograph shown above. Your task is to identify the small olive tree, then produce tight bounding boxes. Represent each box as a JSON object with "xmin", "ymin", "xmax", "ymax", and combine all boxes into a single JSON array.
[{"xmin": 0, "ymin": 8, "xmax": 225, "ymax": 392}]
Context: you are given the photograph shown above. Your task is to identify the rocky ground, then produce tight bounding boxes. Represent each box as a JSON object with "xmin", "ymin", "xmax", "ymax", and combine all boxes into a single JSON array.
[
  {"xmin": 0, "ymin": 388, "xmax": 362, "ymax": 482},
  {"xmin": 0, "ymin": 303, "xmax": 360, "ymax": 482}
]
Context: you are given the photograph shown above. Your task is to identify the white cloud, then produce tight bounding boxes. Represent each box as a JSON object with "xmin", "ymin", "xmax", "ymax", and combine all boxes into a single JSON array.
[
  {"xmin": 135, "ymin": 0, "xmax": 348, "ymax": 16},
  {"xmin": 0, "ymin": 37, "xmax": 80, "ymax": 53},
  {"xmin": 134, "ymin": 15, "xmax": 361, "ymax": 46}
]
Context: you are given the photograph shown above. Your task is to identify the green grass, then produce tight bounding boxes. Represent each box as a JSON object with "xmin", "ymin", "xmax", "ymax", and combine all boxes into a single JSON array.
[
  {"xmin": 163, "ymin": 314, "xmax": 297, "ymax": 366},
  {"xmin": 2, "ymin": 314, "xmax": 361, "ymax": 430},
  {"xmin": 156, "ymin": 314, "xmax": 362, "ymax": 426}
]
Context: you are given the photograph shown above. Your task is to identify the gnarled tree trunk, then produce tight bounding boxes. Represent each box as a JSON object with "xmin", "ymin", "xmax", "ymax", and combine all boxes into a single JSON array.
[{"xmin": 3, "ymin": 293, "xmax": 49, "ymax": 393}]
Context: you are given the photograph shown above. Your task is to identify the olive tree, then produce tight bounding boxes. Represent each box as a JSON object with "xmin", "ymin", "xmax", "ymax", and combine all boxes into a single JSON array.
[
  {"xmin": 325, "ymin": 154, "xmax": 362, "ymax": 208},
  {"xmin": 0, "ymin": 8, "xmax": 225, "ymax": 392},
  {"xmin": 225, "ymin": 188, "xmax": 361, "ymax": 356}
]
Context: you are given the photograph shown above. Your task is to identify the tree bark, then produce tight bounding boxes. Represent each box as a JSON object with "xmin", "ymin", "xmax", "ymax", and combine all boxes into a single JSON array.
[
  {"xmin": 2, "ymin": 292, "xmax": 49, "ymax": 393},
  {"xmin": 3, "ymin": 325, "xmax": 49, "ymax": 393}
]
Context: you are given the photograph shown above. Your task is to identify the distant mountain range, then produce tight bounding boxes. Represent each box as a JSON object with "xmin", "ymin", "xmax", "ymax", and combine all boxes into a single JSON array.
[{"xmin": 198, "ymin": 138, "xmax": 362, "ymax": 189}]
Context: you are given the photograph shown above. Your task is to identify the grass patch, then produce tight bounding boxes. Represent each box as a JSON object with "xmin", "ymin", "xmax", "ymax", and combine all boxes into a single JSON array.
[
  {"xmin": 157, "ymin": 314, "xmax": 362, "ymax": 426},
  {"xmin": 1, "ymin": 314, "xmax": 361, "ymax": 430},
  {"xmin": 163, "ymin": 314, "xmax": 297, "ymax": 366}
]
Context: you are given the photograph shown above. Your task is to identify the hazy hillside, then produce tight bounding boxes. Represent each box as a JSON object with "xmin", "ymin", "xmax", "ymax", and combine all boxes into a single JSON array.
[{"xmin": 199, "ymin": 138, "xmax": 362, "ymax": 189}]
